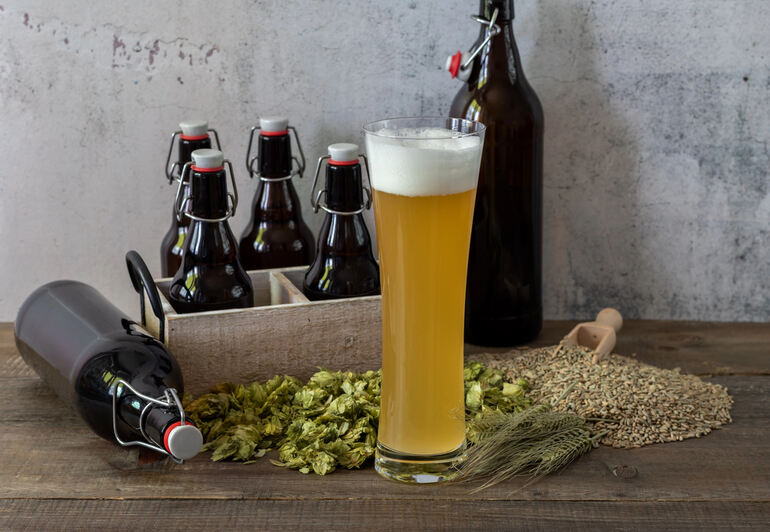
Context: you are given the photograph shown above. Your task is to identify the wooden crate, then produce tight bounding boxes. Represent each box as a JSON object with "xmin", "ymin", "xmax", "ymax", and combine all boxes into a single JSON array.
[{"xmin": 138, "ymin": 266, "xmax": 382, "ymax": 395}]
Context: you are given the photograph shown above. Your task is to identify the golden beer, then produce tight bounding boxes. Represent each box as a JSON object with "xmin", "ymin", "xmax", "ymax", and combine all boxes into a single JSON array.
[
  {"xmin": 374, "ymin": 188, "xmax": 476, "ymax": 455},
  {"xmin": 364, "ymin": 118, "xmax": 485, "ymax": 482}
]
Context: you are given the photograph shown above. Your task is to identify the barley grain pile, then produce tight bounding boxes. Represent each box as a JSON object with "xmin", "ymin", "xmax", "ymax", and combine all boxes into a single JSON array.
[{"xmin": 487, "ymin": 345, "xmax": 733, "ymax": 448}]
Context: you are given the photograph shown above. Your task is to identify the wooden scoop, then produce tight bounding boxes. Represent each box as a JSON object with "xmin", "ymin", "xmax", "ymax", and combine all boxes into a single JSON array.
[{"xmin": 557, "ymin": 308, "xmax": 623, "ymax": 363}]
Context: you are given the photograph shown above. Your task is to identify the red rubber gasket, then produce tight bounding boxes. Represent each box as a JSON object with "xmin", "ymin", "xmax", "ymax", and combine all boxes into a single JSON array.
[
  {"xmin": 163, "ymin": 420, "xmax": 196, "ymax": 454},
  {"xmin": 449, "ymin": 51, "xmax": 462, "ymax": 79}
]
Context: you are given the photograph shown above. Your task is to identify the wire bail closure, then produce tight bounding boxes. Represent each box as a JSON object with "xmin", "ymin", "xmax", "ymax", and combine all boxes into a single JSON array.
[
  {"xmin": 245, "ymin": 125, "xmax": 306, "ymax": 181},
  {"xmin": 310, "ymin": 154, "xmax": 373, "ymax": 216},
  {"xmin": 460, "ymin": 7, "xmax": 501, "ymax": 72},
  {"xmin": 111, "ymin": 378, "xmax": 188, "ymax": 463},
  {"xmin": 174, "ymin": 160, "xmax": 239, "ymax": 222},
  {"xmin": 164, "ymin": 128, "xmax": 222, "ymax": 184}
]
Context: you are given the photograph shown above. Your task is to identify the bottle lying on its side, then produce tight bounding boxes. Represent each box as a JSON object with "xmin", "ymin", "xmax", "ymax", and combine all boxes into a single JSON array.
[{"xmin": 14, "ymin": 279, "xmax": 202, "ymax": 462}]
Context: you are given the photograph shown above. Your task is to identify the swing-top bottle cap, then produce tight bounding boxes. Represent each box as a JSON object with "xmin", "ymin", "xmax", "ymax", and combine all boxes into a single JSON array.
[
  {"xmin": 260, "ymin": 116, "xmax": 289, "ymax": 135},
  {"xmin": 328, "ymin": 143, "xmax": 359, "ymax": 164},
  {"xmin": 179, "ymin": 119, "xmax": 209, "ymax": 138},
  {"xmin": 446, "ymin": 51, "xmax": 472, "ymax": 82},
  {"xmin": 191, "ymin": 149, "xmax": 224, "ymax": 170},
  {"xmin": 163, "ymin": 421, "xmax": 204, "ymax": 461}
]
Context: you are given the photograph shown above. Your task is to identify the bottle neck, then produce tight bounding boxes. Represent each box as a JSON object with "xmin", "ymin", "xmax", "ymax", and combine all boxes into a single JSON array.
[
  {"xmin": 325, "ymin": 164, "xmax": 365, "ymax": 212},
  {"xmin": 258, "ymin": 134, "xmax": 293, "ymax": 178},
  {"xmin": 143, "ymin": 403, "xmax": 183, "ymax": 450},
  {"xmin": 116, "ymin": 388, "xmax": 186, "ymax": 455},
  {"xmin": 474, "ymin": 0, "xmax": 522, "ymax": 85},
  {"xmin": 479, "ymin": 0, "xmax": 513, "ymax": 21},
  {"xmin": 178, "ymin": 137, "xmax": 211, "ymax": 166},
  {"xmin": 190, "ymin": 169, "xmax": 229, "ymax": 219}
]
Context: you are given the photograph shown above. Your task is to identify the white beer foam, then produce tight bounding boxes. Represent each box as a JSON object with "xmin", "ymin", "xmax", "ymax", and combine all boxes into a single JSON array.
[{"xmin": 365, "ymin": 127, "xmax": 482, "ymax": 197}]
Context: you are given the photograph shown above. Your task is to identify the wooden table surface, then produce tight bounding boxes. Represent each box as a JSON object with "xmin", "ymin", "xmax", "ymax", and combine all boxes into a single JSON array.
[{"xmin": 1, "ymin": 320, "xmax": 769, "ymax": 530}]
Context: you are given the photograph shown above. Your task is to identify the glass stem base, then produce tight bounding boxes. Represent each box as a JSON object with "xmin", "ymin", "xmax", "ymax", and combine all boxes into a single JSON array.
[{"xmin": 375, "ymin": 442, "xmax": 466, "ymax": 484}]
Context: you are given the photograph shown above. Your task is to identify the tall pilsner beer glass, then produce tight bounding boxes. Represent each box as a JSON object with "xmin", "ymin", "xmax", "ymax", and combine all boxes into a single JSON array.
[{"xmin": 364, "ymin": 117, "xmax": 485, "ymax": 482}]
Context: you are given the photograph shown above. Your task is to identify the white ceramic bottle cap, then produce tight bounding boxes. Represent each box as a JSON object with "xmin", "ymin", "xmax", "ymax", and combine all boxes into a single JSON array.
[
  {"xmin": 328, "ymin": 143, "xmax": 359, "ymax": 163},
  {"xmin": 260, "ymin": 116, "xmax": 289, "ymax": 133},
  {"xmin": 165, "ymin": 423, "xmax": 203, "ymax": 460},
  {"xmin": 445, "ymin": 51, "xmax": 472, "ymax": 82},
  {"xmin": 191, "ymin": 148, "xmax": 224, "ymax": 169},
  {"xmin": 179, "ymin": 120, "xmax": 208, "ymax": 137}
]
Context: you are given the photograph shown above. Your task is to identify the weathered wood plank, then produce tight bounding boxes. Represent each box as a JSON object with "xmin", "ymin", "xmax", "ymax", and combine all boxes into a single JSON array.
[
  {"xmin": 0, "ymin": 323, "xmax": 17, "ymax": 365},
  {"xmin": 614, "ymin": 320, "xmax": 770, "ymax": 375},
  {"xmin": 0, "ymin": 375, "xmax": 767, "ymax": 503},
  {"xmin": 467, "ymin": 320, "xmax": 770, "ymax": 376},
  {"xmin": 1, "ymin": 499, "xmax": 768, "ymax": 531}
]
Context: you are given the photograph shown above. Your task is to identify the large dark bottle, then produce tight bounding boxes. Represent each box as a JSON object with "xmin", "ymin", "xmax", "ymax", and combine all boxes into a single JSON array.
[
  {"xmin": 168, "ymin": 149, "xmax": 254, "ymax": 313},
  {"xmin": 303, "ymin": 143, "xmax": 380, "ymax": 300},
  {"xmin": 160, "ymin": 120, "xmax": 220, "ymax": 277},
  {"xmin": 239, "ymin": 117, "xmax": 315, "ymax": 269},
  {"xmin": 14, "ymin": 280, "xmax": 202, "ymax": 461},
  {"xmin": 448, "ymin": 0, "xmax": 544, "ymax": 346}
]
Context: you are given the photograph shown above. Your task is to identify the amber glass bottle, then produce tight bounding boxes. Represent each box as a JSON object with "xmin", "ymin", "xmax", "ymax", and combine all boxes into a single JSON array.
[
  {"xmin": 168, "ymin": 149, "xmax": 254, "ymax": 313},
  {"xmin": 15, "ymin": 280, "xmax": 202, "ymax": 461},
  {"xmin": 160, "ymin": 120, "xmax": 215, "ymax": 277},
  {"xmin": 239, "ymin": 117, "xmax": 314, "ymax": 270},
  {"xmin": 303, "ymin": 143, "xmax": 380, "ymax": 300},
  {"xmin": 449, "ymin": 0, "xmax": 544, "ymax": 346}
]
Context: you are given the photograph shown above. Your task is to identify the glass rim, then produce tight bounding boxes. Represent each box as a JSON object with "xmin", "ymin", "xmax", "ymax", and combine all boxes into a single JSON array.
[{"xmin": 362, "ymin": 116, "xmax": 486, "ymax": 140}]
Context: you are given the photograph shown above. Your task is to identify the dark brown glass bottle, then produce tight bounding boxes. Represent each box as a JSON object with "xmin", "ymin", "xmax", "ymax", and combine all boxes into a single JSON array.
[
  {"xmin": 239, "ymin": 117, "xmax": 315, "ymax": 270},
  {"xmin": 160, "ymin": 120, "xmax": 215, "ymax": 277},
  {"xmin": 449, "ymin": 0, "xmax": 544, "ymax": 346},
  {"xmin": 168, "ymin": 149, "xmax": 254, "ymax": 313},
  {"xmin": 303, "ymin": 143, "xmax": 380, "ymax": 300},
  {"xmin": 14, "ymin": 280, "xmax": 202, "ymax": 461}
]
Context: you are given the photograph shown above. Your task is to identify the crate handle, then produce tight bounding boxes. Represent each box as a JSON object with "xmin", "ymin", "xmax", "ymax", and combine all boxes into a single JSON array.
[{"xmin": 125, "ymin": 250, "xmax": 166, "ymax": 342}]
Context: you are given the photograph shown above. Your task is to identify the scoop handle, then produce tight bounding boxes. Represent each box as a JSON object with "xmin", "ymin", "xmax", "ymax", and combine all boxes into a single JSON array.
[{"xmin": 596, "ymin": 308, "xmax": 623, "ymax": 332}]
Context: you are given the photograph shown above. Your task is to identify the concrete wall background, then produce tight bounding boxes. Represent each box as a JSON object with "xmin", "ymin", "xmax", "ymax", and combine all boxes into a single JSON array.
[{"xmin": 1, "ymin": 0, "xmax": 768, "ymax": 322}]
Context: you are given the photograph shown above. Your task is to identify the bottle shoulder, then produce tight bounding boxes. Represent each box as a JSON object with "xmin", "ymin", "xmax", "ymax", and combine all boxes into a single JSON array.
[
  {"xmin": 169, "ymin": 260, "xmax": 252, "ymax": 291},
  {"xmin": 244, "ymin": 181, "xmax": 312, "ymax": 227},
  {"xmin": 317, "ymin": 214, "xmax": 374, "ymax": 252},
  {"xmin": 304, "ymin": 214, "xmax": 379, "ymax": 299},
  {"xmin": 76, "ymin": 333, "xmax": 180, "ymax": 394},
  {"xmin": 170, "ymin": 219, "xmax": 252, "ymax": 308},
  {"xmin": 304, "ymin": 254, "xmax": 380, "ymax": 299},
  {"xmin": 167, "ymin": 263, "xmax": 253, "ymax": 311},
  {"xmin": 451, "ymin": 76, "xmax": 543, "ymax": 126},
  {"xmin": 182, "ymin": 222, "xmax": 239, "ymax": 259},
  {"xmin": 254, "ymin": 179, "xmax": 302, "ymax": 208},
  {"xmin": 240, "ymin": 219, "xmax": 314, "ymax": 246}
]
